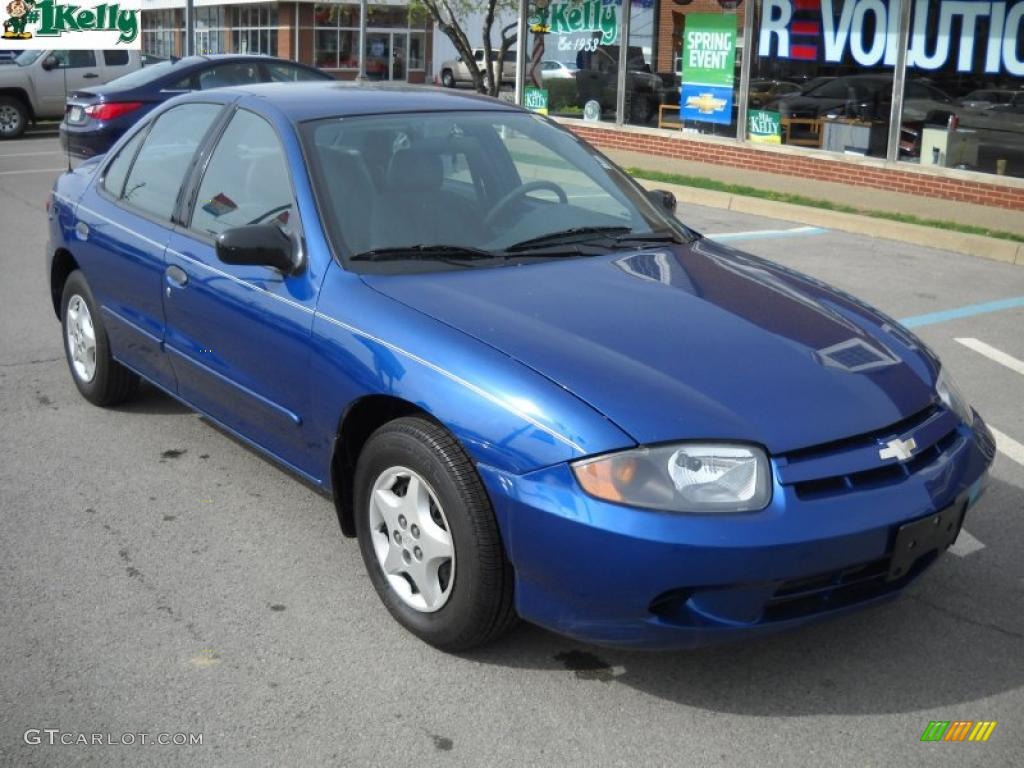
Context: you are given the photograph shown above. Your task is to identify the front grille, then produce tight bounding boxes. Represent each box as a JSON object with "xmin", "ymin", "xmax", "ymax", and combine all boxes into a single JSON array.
[
  {"xmin": 762, "ymin": 551, "xmax": 937, "ymax": 622},
  {"xmin": 776, "ymin": 403, "xmax": 962, "ymax": 500}
]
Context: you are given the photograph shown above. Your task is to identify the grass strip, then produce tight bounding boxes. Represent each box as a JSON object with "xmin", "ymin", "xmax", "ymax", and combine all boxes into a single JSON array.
[{"xmin": 625, "ymin": 167, "xmax": 1024, "ymax": 245}]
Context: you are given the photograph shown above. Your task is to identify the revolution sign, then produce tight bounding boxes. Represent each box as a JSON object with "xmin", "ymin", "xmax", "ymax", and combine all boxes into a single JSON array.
[
  {"xmin": 680, "ymin": 14, "xmax": 737, "ymax": 125},
  {"xmin": 758, "ymin": 0, "xmax": 1024, "ymax": 75}
]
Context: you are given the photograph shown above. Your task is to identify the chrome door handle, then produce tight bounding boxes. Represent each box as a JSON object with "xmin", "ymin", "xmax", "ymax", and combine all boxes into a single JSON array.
[
  {"xmin": 165, "ymin": 265, "xmax": 188, "ymax": 288},
  {"xmin": 83, "ymin": 72, "xmax": 99, "ymax": 79}
]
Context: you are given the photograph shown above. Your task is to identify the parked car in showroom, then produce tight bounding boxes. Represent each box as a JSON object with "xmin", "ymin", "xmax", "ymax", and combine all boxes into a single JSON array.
[
  {"xmin": 59, "ymin": 54, "xmax": 330, "ymax": 158},
  {"xmin": 46, "ymin": 82, "xmax": 994, "ymax": 651},
  {"xmin": 439, "ymin": 48, "xmax": 516, "ymax": 88},
  {"xmin": 0, "ymin": 49, "xmax": 142, "ymax": 139}
]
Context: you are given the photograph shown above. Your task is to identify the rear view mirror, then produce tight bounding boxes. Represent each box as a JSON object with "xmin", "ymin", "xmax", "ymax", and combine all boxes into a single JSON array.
[
  {"xmin": 646, "ymin": 189, "xmax": 677, "ymax": 215},
  {"xmin": 215, "ymin": 224, "xmax": 297, "ymax": 273}
]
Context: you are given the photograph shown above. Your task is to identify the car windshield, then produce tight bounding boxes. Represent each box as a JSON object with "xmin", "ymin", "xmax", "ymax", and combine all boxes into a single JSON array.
[
  {"xmin": 303, "ymin": 110, "xmax": 687, "ymax": 271},
  {"xmin": 15, "ymin": 50, "xmax": 44, "ymax": 66}
]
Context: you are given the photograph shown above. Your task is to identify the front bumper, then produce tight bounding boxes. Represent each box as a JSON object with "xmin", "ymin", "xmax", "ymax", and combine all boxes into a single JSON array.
[{"xmin": 479, "ymin": 417, "xmax": 994, "ymax": 650}]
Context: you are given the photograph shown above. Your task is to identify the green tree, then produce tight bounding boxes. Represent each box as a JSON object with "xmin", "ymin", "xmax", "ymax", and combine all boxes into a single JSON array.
[{"xmin": 414, "ymin": 0, "xmax": 519, "ymax": 96}]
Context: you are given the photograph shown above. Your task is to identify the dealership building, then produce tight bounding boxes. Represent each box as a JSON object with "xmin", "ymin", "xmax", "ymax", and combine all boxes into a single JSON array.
[{"xmin": 140, "ymin": 0, "xmax": 1024, "ymax": 211}]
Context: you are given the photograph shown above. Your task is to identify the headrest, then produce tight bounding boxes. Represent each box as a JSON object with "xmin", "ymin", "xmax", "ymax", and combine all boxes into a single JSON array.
[{"xmin": 387, "ymin": 149, "xmax": 442, "ymax": 192}]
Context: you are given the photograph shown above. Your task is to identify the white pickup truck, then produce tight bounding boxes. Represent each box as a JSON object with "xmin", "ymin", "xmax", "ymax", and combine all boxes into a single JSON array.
[{"xmin": 0, "ymin": 49, "xmax": 143, "ymax": 138}]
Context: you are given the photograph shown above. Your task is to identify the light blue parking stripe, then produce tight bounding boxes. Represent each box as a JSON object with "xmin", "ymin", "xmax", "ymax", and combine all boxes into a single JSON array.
[
  {"xmin": 707, "ymin": 226, "xmax": 828, "ymax": 242},
  {"xmin": 899, "ymin": 296, "xmax": 1024, "ymax": 328}
]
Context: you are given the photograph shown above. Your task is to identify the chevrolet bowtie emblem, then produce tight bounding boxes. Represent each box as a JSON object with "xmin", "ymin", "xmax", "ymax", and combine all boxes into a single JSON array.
[
  {"xmin": 879, "ymin": 437, "xmax": 917, "ymax": 462},
  {"xmin": 685, "ymin": 92, "xmax": 727, "ymax": 114}
]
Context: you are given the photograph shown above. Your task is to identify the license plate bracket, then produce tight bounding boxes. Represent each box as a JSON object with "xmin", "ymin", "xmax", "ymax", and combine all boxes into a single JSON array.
[{"xmin": 887, "ymin": 502, "xmax": 966, "ymax": 581}]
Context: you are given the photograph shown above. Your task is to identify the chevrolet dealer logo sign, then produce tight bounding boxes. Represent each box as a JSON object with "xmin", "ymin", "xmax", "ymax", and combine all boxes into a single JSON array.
[{"xmin": 684, "ymin": 92, "xmax": 727, "ymax": 115}]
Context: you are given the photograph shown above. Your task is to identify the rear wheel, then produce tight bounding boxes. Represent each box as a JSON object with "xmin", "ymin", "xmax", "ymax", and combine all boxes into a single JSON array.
[
  {"xmin": 441, "ymin": 69, "xmax": 456, "ymax": 88},
  {"xmin": 61, "ymin": 270, "xmax": 139, "ymax": 406},
  {"xmin": 355, "ymin": 416, "xmax": 517, "ymax": 651},
  {"xmin": 0, "ymin": 96, "xmax": 27, "ymax": 139}
]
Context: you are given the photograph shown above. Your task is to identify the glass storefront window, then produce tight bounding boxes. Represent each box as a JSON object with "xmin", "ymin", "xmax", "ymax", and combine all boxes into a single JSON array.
[
  {"xmin": 897, "ymin": 0, "xmax": 1024, "ymax": 178},
  {"xmin": 748, "ymin": 0, "xmax": 895, "ymax": 157},
  {"xmin": 409, "ymin": 32, "xmax": 426, "ymax": 70},
  {"xmin": 526, "ymin": 0, "xmax": 624, "ymax": 120}
]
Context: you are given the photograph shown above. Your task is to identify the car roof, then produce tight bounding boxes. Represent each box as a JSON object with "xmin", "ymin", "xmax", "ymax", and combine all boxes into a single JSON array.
[{"xmin": 186, "ymin": 81, "xmax": 522, "ymax": 122}]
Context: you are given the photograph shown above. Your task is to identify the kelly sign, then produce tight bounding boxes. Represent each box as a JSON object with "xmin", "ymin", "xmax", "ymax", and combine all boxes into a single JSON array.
[
  {"xmin": 748, "ymin": 109, "xmax": 782, "ymax": 144},
  {"xmin": 0, "ymin": 0, "xmax": 140, "ymax": 48},
  {"xmin": 528, "ymin": 0, "xmax": 620, "ymax": 45},
  {"xmin": 525, "ymin": 86, "xmax": 549, "ymax": 115},
  {"xmin": 680, "ymin": 14, "xmax": 737, "ymax": 125}
]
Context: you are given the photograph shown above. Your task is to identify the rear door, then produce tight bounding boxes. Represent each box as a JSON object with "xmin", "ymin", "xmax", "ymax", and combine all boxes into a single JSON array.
[
  {"xmin": 163, "ymin": 107, "xmax": 318, "ymax": 477},
  {"xmin": 74, "ymin": 101, "xmax": 226, "ymax": 390}
]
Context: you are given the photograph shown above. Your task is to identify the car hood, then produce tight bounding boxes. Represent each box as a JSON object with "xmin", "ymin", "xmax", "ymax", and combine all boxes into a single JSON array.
[{"xmin": 362, "ymin": 239, "xmax": 938, "ymax": 454}]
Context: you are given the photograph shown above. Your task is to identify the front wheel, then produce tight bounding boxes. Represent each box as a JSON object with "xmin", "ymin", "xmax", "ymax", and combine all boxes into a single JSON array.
[
  {"xmin": 355, "ymin": 416, "xmax": 516, "ymax": 651},
  {"xmin": 61, "ymin": 270, "xmax": 139, "ymax": 406},
  {"xmin": 441, "ymin": 69, "xmax": 456, "ymax": 88}
]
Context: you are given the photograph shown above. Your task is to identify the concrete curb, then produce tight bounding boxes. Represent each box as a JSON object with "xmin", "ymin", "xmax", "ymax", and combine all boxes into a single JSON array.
[{"xmin": 634, "ymin": 178, "xmax": 1024, "ymax": 266}]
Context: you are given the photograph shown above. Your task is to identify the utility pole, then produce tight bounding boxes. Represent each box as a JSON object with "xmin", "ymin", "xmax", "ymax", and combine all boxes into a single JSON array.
[
  {"xmin": 185, "ymin": 0, "xmax": 195, "ymax": 56},
  {"xmin": 357, "ymin": 0, "xmax": 368, "ymax": 80}
]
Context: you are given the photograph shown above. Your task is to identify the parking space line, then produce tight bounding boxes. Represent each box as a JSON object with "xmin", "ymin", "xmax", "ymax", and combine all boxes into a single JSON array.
[
  {"xmin": 0, "ymin": 151, "xmax": 65, "ymax": 158},
  {"xmin": 900, "ymin": 296, "xmax": 1024, "ymax": 328},
  {"xmin": 949, "ymin": 529, "xmax": 985, "ymax": 557},
  {"xmin": 0, "ymin": 168, "xmax": 65, "ymax": 176},
  {"xmin": 955, "ymin": 338, "xmax": 1024, "ymax": 377},
  {"xmin": 988, "ymin": 426, "xmax": 1024, "ymax": 468},
  {"xmin": 706, "ymin": 226, "xmax": 827, "ymax": 242}
]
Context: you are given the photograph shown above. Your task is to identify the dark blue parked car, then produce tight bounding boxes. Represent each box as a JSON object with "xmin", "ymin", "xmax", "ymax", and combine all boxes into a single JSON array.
[
  {"xmin": 46, "ymin": 83, "xmax": 995, "ymax": 650},
  {"xmin": 58, "ymin": 54, "xmax": 330, "ymax": 159}
]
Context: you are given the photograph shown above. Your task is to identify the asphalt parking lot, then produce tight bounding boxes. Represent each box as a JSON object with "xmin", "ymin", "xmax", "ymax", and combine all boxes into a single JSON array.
[{"xmin": 1, "ymin": 135, "xmax": 1022, "ymax": 768}]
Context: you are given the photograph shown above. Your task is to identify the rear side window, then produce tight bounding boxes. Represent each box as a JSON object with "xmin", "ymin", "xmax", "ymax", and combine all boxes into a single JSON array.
[
  {"xmin": 102, "ymin": 129, "xmax": 146, "ymax": 198},
  {"xmin": 265, "ymin": 62, "xmax": 329, "ymax": 82},
  {"xmin": 190, "ymin": 110, "xmax": 294, "ymax": 238},
  {"xmin": 103, "ymin": 50, "xmax": 129, "ymax": 66},
  {"xmin": 120, "ymin": 103, "xmax": 223, "ymax": 220}
]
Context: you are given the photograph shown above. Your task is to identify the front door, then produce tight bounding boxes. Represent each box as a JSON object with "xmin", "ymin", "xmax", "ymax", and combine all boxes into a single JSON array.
[
  {"xmin": 36, "ymin": 50, "xmax": 103, "ymax": 115},
  {"xmin": 163, "ymin": 108, "xmax": 319, "ymax": 478}
]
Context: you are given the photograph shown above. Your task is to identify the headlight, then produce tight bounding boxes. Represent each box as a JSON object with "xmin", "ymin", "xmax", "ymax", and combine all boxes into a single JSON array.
[
  {"xmin": 936, "ymin": 368, "xmax": 974, "ymax": 426},
  {"xmin": 572, "ymin": 443, "xmax": 771, "ymax": 513}
]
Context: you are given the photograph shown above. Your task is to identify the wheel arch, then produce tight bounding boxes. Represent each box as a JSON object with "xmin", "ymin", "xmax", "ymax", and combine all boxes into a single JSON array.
[
  {"xmin": 330, "ymin": 394, "xmax": 433, "ymax": 537},
  {"xmin": 0, "ymin": 88, "xmax": 34, "ymax": 120},
  {"xmin": 50, "ymin": 248, "xmax": 79, "ymax": 317}
]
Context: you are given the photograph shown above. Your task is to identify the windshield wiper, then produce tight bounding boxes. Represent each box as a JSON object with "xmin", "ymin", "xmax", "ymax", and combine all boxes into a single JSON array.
[
  {"xmin": 350, "ymin": 245, "xmax": 501, "ymax": 263},
  {"xmin": 505, "ymin": 226, "xmax": 632, "ymax": 252}
]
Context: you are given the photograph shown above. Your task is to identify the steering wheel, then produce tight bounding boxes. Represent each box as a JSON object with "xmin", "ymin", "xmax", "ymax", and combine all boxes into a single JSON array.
[{"xmin": 483, "ymin": 180, "xmax": 568, "ymax": 229}]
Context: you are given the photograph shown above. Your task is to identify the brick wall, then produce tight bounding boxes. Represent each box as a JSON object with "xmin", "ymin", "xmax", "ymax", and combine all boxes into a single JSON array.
[{"xmin": 567, "ymin": 123, "xmax": 1024, "ymax": 212}]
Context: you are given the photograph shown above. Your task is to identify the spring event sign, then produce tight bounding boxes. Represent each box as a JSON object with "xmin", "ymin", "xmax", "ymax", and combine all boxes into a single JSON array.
[{"xmin": 680, "ymin": 14, "xmax": 737, "ymax": 125}]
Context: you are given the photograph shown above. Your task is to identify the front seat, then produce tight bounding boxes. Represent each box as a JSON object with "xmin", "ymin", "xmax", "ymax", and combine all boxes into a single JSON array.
[{"xmin": 374, "ymin": 148, "xmax": 482, "ymax": 249}]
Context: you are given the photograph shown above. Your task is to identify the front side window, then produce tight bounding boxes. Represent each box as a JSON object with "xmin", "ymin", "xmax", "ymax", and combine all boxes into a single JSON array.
[
  {"xmin": 190, "ymin": 110, "xmax": 294, "ymax": 238},
  {"xmin": 53, "ymin": 50, "xmax": 97, "ymax": 68},
  {"xmin": 120, "ymin": 103, "xmax": 223, "ymax": 220},
  {"xmin": 197, "ymin": 62, "xmax": 262, "ymax": 90},
  {"xmin": 303, "ymin": 110, "xmax": 682, "ymax": 267}
]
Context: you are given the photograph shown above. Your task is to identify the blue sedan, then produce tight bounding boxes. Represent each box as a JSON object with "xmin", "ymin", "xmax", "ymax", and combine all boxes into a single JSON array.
[
  {"xmin": 46, "ymin": 83, "xmax": 995, "ymax": 650},
  {"xmin": 58, "ymin": 54, "xmax": 330, "ymax": 159}
]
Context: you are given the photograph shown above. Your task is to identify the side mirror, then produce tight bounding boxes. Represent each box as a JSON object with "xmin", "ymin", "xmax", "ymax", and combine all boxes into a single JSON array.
[
  {"xmin": 41, "ymin": 55, "xmax": 59, "ymax": 71},
  {"xmin": 647, "ymin": 188, "xmax": 677, "ymax": 215},
  {"xmin": 215, "ymin": 224, "xmax": 297, "ymax": 273}
]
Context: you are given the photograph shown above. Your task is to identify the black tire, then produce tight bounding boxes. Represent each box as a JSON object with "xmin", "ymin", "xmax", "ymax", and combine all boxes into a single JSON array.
[
  {"xmin": 60, "ymin": 270, "xmax": 139, "ymax": 406},
  {"xmin": 355, "ymin": 416, "xmax": 517, "ymax": 651},
  {"xmin": 0, "ymin": 95, "xmax": 28, "ymax": 139},
  {"xmin": 441, "ymin": 69, "xmax": 456, "ymax": 88}
]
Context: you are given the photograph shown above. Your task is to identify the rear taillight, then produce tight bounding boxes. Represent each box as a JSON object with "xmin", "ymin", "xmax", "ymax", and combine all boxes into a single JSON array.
[{"xmin": 84, "ymin": 102, "xmax": 144, "ymax": 121}]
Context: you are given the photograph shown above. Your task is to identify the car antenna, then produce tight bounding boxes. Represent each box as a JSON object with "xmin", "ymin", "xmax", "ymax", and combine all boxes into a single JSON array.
[{"xmin": 62, "ymin": 57, "xmax": 71, "ymax": 172}]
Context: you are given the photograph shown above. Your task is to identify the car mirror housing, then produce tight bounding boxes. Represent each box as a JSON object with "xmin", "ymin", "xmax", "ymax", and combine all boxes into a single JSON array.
[
  {"xmin": 647, "ymin": 188, "xmax": 677, "ymax": 215},
  {"xmin": 215, "ymin": 224, "xmax": 297, "ymax": 274},
  {"xmin": 41, "ymin": 56, "xmax": 59, "ymax": 71}
]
